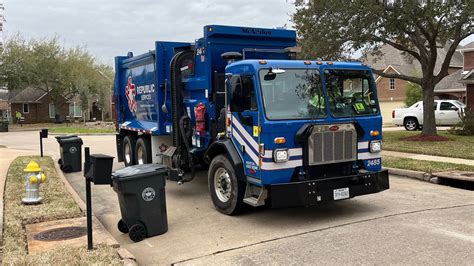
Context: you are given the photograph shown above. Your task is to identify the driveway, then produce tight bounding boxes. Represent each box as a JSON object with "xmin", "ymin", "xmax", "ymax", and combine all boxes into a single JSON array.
[{"xmin": 1, "ymin": 131, "xmax": 473, "ymax": 265}]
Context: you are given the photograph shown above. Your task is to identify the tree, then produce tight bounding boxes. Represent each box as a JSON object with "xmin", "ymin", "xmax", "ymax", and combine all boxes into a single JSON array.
[
  {"xmin": 0, "ymin": 34, "xmax": 113, "ymax": 120},
  {"xmin": 293, "ymin": 0, "xmax": 473, "ymax": 136},
  {"xmin": 405, "ymin": 83, "xmax": 423, "ymax": 107}
]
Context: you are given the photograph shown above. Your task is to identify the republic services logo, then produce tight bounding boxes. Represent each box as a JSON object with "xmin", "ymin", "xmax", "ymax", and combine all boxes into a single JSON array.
[{"xmin": 125, "ymin": 76, "xmax": 137, "ymax": 112}]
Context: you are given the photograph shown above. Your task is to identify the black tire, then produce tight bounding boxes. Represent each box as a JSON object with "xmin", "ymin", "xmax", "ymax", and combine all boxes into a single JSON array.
[
  {"xmin": 117, "ymin": 219, "xmax": 129, "ymax": 234},
  {"xmin": 122, "ymin": 136, "xmax": 136, "ymax": 166},
  {"xmin": 208, "ymin": 154, "xmax": 246, "ymax": 215},
  {"xmin": 404, "ymin": 118, "xmax": 419, "ymax": 131},
  {"xmin": 129, "ymin": 223, "xmax": 147, "ymax": 242},
  {"xmin": 135, "ymin": 137, "xmax": 152, "ymax": 165},
  {"xmin": 58, "ymin": 159, "xmax": 62, "ymax": 165}
]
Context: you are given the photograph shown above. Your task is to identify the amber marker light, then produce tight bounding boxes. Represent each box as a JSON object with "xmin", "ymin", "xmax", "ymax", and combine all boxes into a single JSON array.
[
  {"xmin": 327, "ymin": 61, "xmax": 334, "ymax": 65},
  {"xmin": 274, "ymin": 137, "xmax": 286, "ymax": 144},
  {"xmin": 370, "ymin": 130, "xmax": 380, "ymax": 137},
  {"xmin": 259, "ymin": 60, "xmax": 267, "ymax": 65},
  {"xmin": 316, "ymin": 61, "xmax": 323, "ymax": 65},
  {"xmin": 304, "ymin": 61, "xmax": 311, "ymax": 65}
]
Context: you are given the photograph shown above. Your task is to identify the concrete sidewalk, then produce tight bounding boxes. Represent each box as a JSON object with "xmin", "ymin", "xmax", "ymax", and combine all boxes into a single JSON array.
[{"xmin": 382, "ymin": 150, "xmax": 474, "ymax": 166}]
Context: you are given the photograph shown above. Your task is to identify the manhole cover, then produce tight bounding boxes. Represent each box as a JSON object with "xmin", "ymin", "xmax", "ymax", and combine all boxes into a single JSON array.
[
  {"xmin": 34, "ymin": 226, "xmax": 87, "ymax": 241},
  {"xmin": 460, "ymin": 173, "xmax": 474, "ymax": 177}
]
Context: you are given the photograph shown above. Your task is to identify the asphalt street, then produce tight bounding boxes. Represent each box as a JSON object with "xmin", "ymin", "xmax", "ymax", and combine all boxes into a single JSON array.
[{"xmin": 1, "ymin": 131, "xmax": 473, "ymax": 265}]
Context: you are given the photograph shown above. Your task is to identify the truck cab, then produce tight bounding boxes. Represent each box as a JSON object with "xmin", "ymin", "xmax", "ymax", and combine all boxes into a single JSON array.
[{"xmin": 113, "ymin": 25, "xmax": 389, "ymax": 215}]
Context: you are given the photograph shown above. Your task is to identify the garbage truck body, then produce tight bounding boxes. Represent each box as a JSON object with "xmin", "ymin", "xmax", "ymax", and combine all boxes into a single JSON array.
[{"xmin": 114, "ymin": 25, "xmax": 389, "ymax": 214}]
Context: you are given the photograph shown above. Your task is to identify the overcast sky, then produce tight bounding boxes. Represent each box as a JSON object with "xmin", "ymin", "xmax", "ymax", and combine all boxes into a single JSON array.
[
  {"xmin": 3, "ymin": 0, "xmax": 295, "ymax": 65},
  {"xmin": 3, "ymin": 1, "xmax": 473, "ymax": 66}
]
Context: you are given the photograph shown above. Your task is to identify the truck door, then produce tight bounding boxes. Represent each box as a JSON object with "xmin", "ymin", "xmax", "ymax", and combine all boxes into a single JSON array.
[
  {"xmin": 438, "ymin": 101, "xmax": 461, "ymax": 125},
  {"xmin": 228, "ymin": 74, "xmax": 261, "ymax": 183}
]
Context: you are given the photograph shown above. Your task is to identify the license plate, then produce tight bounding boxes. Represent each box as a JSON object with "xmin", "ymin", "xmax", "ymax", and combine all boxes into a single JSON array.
[{"xmin": 333, "ymin": 187, "xmax": 349, "ymax": 200}]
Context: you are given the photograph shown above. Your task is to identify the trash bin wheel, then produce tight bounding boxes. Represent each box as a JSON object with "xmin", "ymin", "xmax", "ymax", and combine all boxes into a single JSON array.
[
  {"xmin": 117, "ymin": 219, "xmax": 129, "ymax": 234},
  {"xmin": 129, "ymin": 223, "xmax": 147, "ymax": 242},
  {"xmin": 62, "ymin": 165, "xmax": 73, "ymax": 173},
  {"xmin": 58, "ymin": 158, "xmax": 62, "ymax": 165}
]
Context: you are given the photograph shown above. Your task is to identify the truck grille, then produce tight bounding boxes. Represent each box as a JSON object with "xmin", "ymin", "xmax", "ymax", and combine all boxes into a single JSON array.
[{"xmin": 307, "ymin": 124, "xmax": 357, "ymax": 165}]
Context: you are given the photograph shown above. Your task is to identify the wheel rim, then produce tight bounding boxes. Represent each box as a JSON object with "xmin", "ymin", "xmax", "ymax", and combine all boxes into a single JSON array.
[
  {"xmin": 214, "ymin": 168, "xmax": 232, "ymax": 203},
  {"xmin": 124, "ymin": 142, "xmax": 132, "ymax": 164},
  {"xmin": 130, "ymin": 224, "xmax": 146, "ymax": 242},
  {"xmin": 406, "ymin": 120, "xmax": 416, "ymax": 130},
  {"xmin": 137, "ymin": 145, "xmax": 144, "ymax": 165}
]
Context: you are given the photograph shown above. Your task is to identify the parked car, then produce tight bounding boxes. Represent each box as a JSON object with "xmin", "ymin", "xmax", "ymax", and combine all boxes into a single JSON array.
[{"xmin": 392, "ymin": 100, "xmax": 465, "ymax": 131}]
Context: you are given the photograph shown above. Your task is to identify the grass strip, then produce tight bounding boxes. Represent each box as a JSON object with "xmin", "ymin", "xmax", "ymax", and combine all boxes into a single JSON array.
[
  {"xmin": 2, "ymin": 156, "xmax": 122, "ymax": 264},
  {"xmin": 382, "ymin": 131, "xmax": 474, "ymax": 160},
  {"xmin": 48, "ymin": 127, "xmax": 115, "ymax": 134},
  {"xmin": 383, "ymin": 155, "xmax": 474, "ymax": 174}
]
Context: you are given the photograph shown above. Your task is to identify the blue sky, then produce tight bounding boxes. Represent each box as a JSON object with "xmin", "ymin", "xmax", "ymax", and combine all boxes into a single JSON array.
[
  {"xmin": 3, "ymin": 0, "xmax": 472, "ymax": 66},
  {"xmin": 3, "ymin": 0, "xmax": 295, "ymax": 65}
]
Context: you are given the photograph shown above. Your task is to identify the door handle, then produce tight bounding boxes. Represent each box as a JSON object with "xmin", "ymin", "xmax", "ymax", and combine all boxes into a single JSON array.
[{"xmin": 439, "ymin": 112, "xmax": 445, "ymax": 114}]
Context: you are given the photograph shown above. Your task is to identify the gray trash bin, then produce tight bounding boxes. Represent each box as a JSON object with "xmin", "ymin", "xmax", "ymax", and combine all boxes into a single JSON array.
[
  {"xmin": 0, "ymin": 120, "xmax": 8, "ymax": 132},
  {"xmin": 112, "ymin": 164, "xmax": 168, "ymax": 242},
  {"xmin": 56, "ymin": 135, "xmax": 83, "ymax": 173}
]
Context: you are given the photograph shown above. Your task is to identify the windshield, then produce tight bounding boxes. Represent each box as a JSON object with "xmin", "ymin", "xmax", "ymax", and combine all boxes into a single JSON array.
[
  {"xmin": 259, "ymin": 69, "xmax": 325, "ymax": 120},
  {"xmin": 324, "ymin": 69, "xmax": 379, "ymax": 117}
]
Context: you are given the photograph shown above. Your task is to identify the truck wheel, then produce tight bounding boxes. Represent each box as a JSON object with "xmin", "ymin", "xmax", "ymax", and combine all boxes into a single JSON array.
[
  {"xmin": 123, "ymin": 136, "xmax": 136, "ymax": 166},
  {"xmin": 404, "ymin": 118, "xmax": 419, "ymax": 131},
  {"xmin": 208, "ymin": 155, "xmax": 245, "ymax": 215},
  {"xmin": 135, "ymin": 137, "xmax": 151, "ymax": 165}
]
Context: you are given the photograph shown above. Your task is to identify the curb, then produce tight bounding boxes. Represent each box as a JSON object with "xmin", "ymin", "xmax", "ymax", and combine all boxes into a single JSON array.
[
  {"xmin": 54, "ymin": 161, "xmax": 137, "ymax": 265},
  {"xmin": 49, "ymin": 133, "xmax": 116, "ymax": 136},
  {"xmin": 385, "ymin": 167, "xmax": 440, "ymax": 184}
]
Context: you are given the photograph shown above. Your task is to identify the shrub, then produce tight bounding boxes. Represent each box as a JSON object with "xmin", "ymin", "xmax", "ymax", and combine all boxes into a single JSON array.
[
  {"xmin": 449, "ymin": 109, "xmax": 474, "ymax": 136},
  {"xmin": 405, "ymin": 83, "xmax": 422, "ymax": 107}
]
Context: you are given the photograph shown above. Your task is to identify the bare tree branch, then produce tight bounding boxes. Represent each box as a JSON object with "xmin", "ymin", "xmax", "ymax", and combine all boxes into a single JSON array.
[{"xmin": 372, "ymin": 68, "xmax": 422, "ymax": 84}]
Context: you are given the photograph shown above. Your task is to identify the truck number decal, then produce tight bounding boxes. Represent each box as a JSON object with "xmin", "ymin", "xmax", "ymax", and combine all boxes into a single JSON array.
[{"xmin": 366, "ymin": 158, "xmax": 381, "ymax": 167}]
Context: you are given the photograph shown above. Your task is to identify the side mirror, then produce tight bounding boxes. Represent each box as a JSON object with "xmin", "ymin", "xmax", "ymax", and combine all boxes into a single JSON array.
[{"xmin": 451, "ymin": 106, "xmax": 459, "ymax": 111}]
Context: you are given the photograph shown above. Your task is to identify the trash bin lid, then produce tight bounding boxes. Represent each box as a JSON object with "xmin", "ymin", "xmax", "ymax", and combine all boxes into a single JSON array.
[
  {"xmin": 112, "ymin": 164, "xmax": 167, "ymax": 181},
  {"xmin": 57, "ymin": 136, "xmax": 83, "ymax": 144},
  {"xmin": 55, "ymin": 135, "xmax": 78, "ymax": 140}
]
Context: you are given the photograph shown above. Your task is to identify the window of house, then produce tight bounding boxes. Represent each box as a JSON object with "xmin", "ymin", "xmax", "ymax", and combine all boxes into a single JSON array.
[
  {"xmin": 49, "ymin": 103, "xmax": 56, "ymax": 118},
  {"xmin": 69, "ymin": 102, "xmax": 82, "ymax": 117},
  {"xmin": 22, "ymin": 103, "xmax": 29, "ymax": 114},
  {"xmin": 389, "ymin": 78, "xmax": 395, "ymax": 90}
]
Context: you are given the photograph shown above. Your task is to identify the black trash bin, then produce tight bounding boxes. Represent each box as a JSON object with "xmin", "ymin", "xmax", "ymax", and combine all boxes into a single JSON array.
[
  {"xmin": 112, "ymin": 164, "xmax": 168, "ymax": 242},
  {"xmin": 0, "ymin": 120, "xmax": 8, "ymax": 132},
  {"xmin": 56, "ymin": 135, "xmax": 83, "ymax": 173}
]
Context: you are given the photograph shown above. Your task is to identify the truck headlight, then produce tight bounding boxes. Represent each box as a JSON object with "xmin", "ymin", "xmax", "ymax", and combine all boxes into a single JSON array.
[
  {"xmin": 273, "ymin": 149, "xmax": 289, "ymax": 163},
  {"xmin": 369, "ymin": 140, "xmax": 382, "ymax": 153}
]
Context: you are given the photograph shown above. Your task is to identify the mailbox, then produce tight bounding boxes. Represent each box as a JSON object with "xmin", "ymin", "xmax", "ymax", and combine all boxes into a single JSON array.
[
  {"xmin": 40, "ymin": 128, "xmax": 48, "ymax": 138},
  {"xmin": 85, "ymin": 154, "xmax": 115, "ymax": 185}
]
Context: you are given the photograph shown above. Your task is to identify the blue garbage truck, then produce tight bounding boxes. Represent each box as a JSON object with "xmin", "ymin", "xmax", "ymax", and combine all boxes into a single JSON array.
[{"xmin": 113, "ymin": 25, "xmax": 389, "ymax": 215}]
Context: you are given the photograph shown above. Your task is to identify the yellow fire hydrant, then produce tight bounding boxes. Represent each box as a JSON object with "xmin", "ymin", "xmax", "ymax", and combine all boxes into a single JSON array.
[{"xmin": 22, "ymin": 160, "xmax": 47, "ymax": 204}]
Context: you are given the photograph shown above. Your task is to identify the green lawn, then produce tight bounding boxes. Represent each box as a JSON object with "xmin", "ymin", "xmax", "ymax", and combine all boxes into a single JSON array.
[
  {"xmin": 382, "ymin": 131, "xmax": 474, "ymax": 160},
  {"xmin": 49, "ymin": 127, "xmax": 115, "ymax": 134},
  {"xmin": 2, "ymin": 156, "xmax": 122, "ymax": 264},
  {"xmin": 383, "ymin": 155, "xmax": 474, "ymax": 173}
]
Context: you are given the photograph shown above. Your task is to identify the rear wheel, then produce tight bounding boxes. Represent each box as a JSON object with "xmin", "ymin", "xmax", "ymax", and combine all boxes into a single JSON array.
[
  {"xmin": 135, "ymin": 137, "xmax": 152, "ymax": 165},
  {"xmin": 404, "ymin": 118, "xmax": 419, "ymax": 131},
  {"xmin": 128, "ymin": 223, "xmax": 147, "ymax": 242},
  {"xmin": 117, "ymin": 219, "xmax": 129, "ymax": 234},
  {"xmin": 208, "ymin": 155, "xmax": 245, "ymax": 215},
  {"xmin": 122, "ymin": 136, "xmax": 136, "ymax": 166}
]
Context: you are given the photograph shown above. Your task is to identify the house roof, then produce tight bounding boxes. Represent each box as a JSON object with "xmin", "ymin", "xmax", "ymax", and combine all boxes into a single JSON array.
[
  {"xmin": 8, "ymin": 88, "xmax": 49, "ymax": 103},
  {"xmin": 363, "ymin": 44, "xmax": 464, "ymax": 75},
  {"xmin": 457, "ymin": 41, "xmax": 474, "ymax": 54},
  {"xmin": 434, "ymin": 69, "xmax": 466, "ymax": 92}
]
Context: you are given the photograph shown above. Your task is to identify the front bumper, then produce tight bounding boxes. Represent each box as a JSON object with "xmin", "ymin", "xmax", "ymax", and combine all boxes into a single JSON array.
[{"xmin": 270, "ymin": 169, "xmax": 389, "ymax": 208}]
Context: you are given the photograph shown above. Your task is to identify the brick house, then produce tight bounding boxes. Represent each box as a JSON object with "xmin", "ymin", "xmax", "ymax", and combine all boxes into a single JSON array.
[
  {"xmin": 363, "ymin": 44, "xmax": 464, "ymax": 124},
  {"xmin": 458, "ymin": 42, "xmax": 474, "ymax": 110},
  {"xmin": 8, "ymin": 88, "xmax": 72, "ymax": 123}
]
